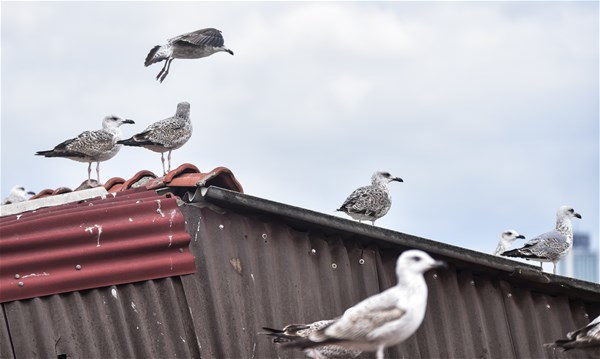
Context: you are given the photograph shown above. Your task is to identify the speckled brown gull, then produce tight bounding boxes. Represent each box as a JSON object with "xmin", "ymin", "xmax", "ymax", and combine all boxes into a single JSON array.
[
  {"xmin": 285, "ymin": 250, "xmax": 445, "ymax": 359},
  {"xmin": 337, "ymin": 171, "xmax": 403, "ymax": 225},
  {"xmin": 493, "ymin": 230, "xmax": 525, "ymax": 256},
  {"xmin": 2, "ymin": 186, "xmax": 35, "ymax": 205},
  {"xmin": 118, "ymin": 102, "xmax": 191, "ymax": 175},
  {"xmin": 36, "ymin": 116, "xmax": 134, "ymax": 185},
  {"xmin": 548, "ymin": 315, "xmax": 600, "ymax": 350},
  {"xmin": 501, "ymin": 205, "xmax": 582, "ymax": 274},
  {"xmin": 145, "ymin": 28, "xmax": 234, "ymax": 83},
  {"xmin": 261, "ymin": 320, "xmax": 361, "ymax": 359}
]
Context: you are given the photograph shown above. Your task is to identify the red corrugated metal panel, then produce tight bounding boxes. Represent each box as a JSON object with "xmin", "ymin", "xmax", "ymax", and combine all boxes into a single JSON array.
[{"xmin": 0, "ymin": 188, "xmax": 195, "ymax": 303}]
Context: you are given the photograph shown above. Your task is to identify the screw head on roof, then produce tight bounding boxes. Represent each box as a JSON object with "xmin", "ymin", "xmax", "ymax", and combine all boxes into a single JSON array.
[
  {"xmin": 332, "ymin": 263, "xmax": 337, "ymax": 269},
  {"xmin": 310, "ymin": 249, "xmax": 317, "ymax": 255},
  {"xmin": 219, "ymin": 224, "xmax": 224, "ymax": 230},
  {"xmin": 14, "ymin": 274, "xmax": 20, "ymax": 279},
  {"xmin": 262, "ymin": 233, "xmax": 268, "ymax": 240},
  {"xmin": 359, "ymin": 258, "xmax": 365, "ymax": 265},
  {"xmin": 178, "ymin": 248, "xmax": 184, "ymax": 253},
  {"xmin": 75, "ymin": 265, "xmax": 82, "ymax": 270},
  {"xmin": 18, "ymin": 281, "xmax": 24, "ymax": 287}
]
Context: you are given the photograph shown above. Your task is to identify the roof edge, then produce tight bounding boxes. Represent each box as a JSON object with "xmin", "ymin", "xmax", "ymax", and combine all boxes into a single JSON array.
[
  {"xmin": 201, "ymin": 186, "xmax": 600, "ymax": 301},
  {"xmin": 0, "ymin": 187, "xmax": 108, "ymax": 217}
]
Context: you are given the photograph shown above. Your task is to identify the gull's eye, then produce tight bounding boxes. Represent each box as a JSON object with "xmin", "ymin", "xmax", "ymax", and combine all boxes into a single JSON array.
[{"xmin": 412, "ymin": 256, "xmax": 422, "ymax": 262}]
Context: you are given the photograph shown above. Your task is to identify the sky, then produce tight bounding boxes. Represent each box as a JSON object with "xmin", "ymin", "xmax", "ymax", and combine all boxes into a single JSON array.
[{"xmin": 1, "ymin": 1, "xmax": 598, "ymax": 274}]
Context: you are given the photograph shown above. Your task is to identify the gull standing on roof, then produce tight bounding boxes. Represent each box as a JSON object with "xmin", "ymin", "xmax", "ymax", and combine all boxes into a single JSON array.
[
  {"xmin": 548, "ymin": 315, "xmax": 600, "ymax": 350},
  {"xmin": 493, "ymin": 230, "xmax": 525, "ymax": 256},
  {"xmin": 261, "ymin": 320, "xmax": 361, "ymax": 359},
  {"xmin": 36, "ymin": 116, "xmax": 134, "ymax": 185},
  {"xmin": 145, "ymin": 28, "xmax": 234, "ymax": 83},
  {"xmin": 285, "ymin": 250, "xmax": 445, "ymax": 359},
  {"xmin": 2, "ymin": 186, "xmax": 35, "ymax": 205},
  {"xmin": 118, "ymin": 102, "xmax": 191, "ymax": 175},
  {"xmin": 337, "ymin": 171, "xmax": 403, "ymax": 225},
  {"xmin": 501, "ymin": 205, "xmax": 582, "ymax": 274}
]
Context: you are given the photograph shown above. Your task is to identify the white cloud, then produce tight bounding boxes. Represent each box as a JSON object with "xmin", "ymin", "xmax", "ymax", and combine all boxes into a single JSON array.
[{"xmin": 1, "ymin": 1, "xmax": 598, "ymax": 258}]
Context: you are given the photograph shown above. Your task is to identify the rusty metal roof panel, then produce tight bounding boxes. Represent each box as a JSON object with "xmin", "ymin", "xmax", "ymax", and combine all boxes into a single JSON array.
[
  {"xmin": 0, "ymin": 188, "xmax": 195, "ymax": 303},
  {"xmin": 174, "ymin": 201, "xmax": 600, "ymax": 358}
]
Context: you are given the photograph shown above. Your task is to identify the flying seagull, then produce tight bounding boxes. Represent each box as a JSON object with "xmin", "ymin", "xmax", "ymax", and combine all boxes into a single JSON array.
[
  {"xmin": 493, "ymin": 230, "xmax": 525, "ymax": 256},
  {"xmin": 501, "ymin": 205, "xmax": 582, "ymax": 274},
  {"xmin": 337, "ymin": 171, "xmax": 403, "ymax": 225},
  {"xmin": 145, "ymin": 28, "xmax": 234, "ymax": 83},
  {"xmin": 36, "ymin": 116, "xmax": 134, "ymax": 185},
  {"xmin": 118, "ymin": 102, "xmax": 191, "ymax": 175},
  {"xmin": 2, "ymin": 186, "xmax": 35, "ymax": 205},
  {"xmin": 261, "ymin": 320, "xmax": 361, "ymax": 359},
  {"xmin": 548, "ymin": 315, "xmax": 600, "ymax": 350},
  {"xmin": 285, "ymin": 250, "xmax": 445, "ymax": 359}
]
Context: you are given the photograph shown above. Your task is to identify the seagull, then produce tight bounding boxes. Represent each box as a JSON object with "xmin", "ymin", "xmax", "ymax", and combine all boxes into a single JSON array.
[
  {"xmin": 493, "ymin": 230, "xmax": 525, "ymax": 256},
  {"xmin": 501, "ymin": 205, "xmax": 582, "ymax": 274},
  {"xmin": 549, "ymin": 315, "xmax": 600, "ymax": 350},
  {"xmin": 285, "ymin": 250, "xmax": 445, "ymax": 359},
  {"xmin": 261, "ymin": 320, "xmax": 361, "ymax": 359},
  {"xmin": 36, "ymin": 116, "xmax": 134, "ymax": 185},
  {"xmin": 145, "ymin": 28, "xmax": 234, "ymax": 83},
  {"xmin": 2, "ymin": 186, "xmax": 35, "ymax": 205},
  {"xmin": 337, "ymin": 171, "xmax": 403, "ymax": 225},
  {"xmin": 118, "ymin": 102, "xmax": 191, "ymax": 175}
]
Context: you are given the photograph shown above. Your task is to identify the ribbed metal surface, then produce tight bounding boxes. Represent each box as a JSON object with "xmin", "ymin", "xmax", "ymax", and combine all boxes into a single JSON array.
[
  {"xmin": 1, "ymin": 187, "xmax": 599, "ymax": 358},
  {"xmin": 3, "ymin": 279, "xmax": 199, "ymax": 358},
  {"xmin": 0, "ymin": 188, "xmax": 195, "ymax": 303}
]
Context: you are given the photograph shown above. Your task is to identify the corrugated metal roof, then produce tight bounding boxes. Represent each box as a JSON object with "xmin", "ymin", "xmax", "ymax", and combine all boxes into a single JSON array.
[
  {"xmin": 0, "ymin": 188, "xmax": 195, "ymax": 303},
  {"xmin": 1, "ymin": 182, "xmax": 599, "ymax": 358}
]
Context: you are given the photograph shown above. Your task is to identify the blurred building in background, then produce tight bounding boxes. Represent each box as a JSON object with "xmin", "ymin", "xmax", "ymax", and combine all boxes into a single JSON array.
[{"xmin": 560, "ymin": 232, "xmax": 599, "ymax": 283}]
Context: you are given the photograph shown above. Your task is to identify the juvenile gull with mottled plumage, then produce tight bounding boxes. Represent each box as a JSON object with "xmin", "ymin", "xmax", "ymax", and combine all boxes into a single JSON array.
[
  {"xmin": 337, "ymin": 171, "xmax": 403, "ymax": 225},
  {"xmin": 118, "ymin": 102, "xmax": 191, "ymax": 175},
  {"xmin": 548, "ymin": 315, "xmax": 600, "ymax": 350},
  {"xmin": 493, "ymin": 230, "xmax": 525, "ymax": 256},
  {"xmin": 145, "ymin": 28, "xmax": 234, "ymax": 83},
  {"xmin": 502, "ymin": 205, "xmax": 582, "ymax": 274},
  {"xmin": 36, "ymin": 116, "xmax": 134, "ymax": 184},
  {"xmin": 285, "ymin": 250, "xmax": 445, "ymax": 359},
  {"xmin": 261, "ymin": 320, "xmax": 361, "ymax": 359}
]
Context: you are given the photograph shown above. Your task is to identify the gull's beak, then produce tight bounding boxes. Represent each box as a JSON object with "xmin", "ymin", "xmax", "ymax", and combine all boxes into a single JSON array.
[
  {"xmin": 574, "ymin": 212, "xmax": 582, "ymax": 219},
  {"xmin": 393, "ymin": 177, "xmax": 404, "ymax": 183},
  {"xmin": 432, "ymin": 260, "xmax": 447, "ymax": 269},
  {"xmin": 123, "ymin": 119, "xmax": 135, "ymax": 124},
  {"xmin": 517, "ymin": 234, "xmax": 526, "ymax": 239}
]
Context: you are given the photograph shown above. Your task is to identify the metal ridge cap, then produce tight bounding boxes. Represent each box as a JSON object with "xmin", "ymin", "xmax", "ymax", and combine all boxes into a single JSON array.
[
  {"xmin": 0, "ymin": 187, "xmax": 109, "ymax": 217},
  {"xmin": 201, "ymin": 186, "xmax": 600, "ymax": 297}
]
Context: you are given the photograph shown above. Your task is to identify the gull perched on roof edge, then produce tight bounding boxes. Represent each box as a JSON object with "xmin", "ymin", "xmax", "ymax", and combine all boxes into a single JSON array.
[
  {"xmin": 118, "ymin": 102, "xmax": 192, "ymax": 176},
  {"xmin": 284, "ymin": 250, "xmax": 445, "ymax": 359},
  {"xmin": 337, "ymin": 171, "xmax": 403, "ymax": 225},
  {"xmin": 35, "ymin": 116, "xmax": 134, "ymax": 185},
  {"xmin": 501, "ymin": 205, "xmax": 582, "ymax": 274},
  {"xmin": 145, "ymin": 28, "xmax": 234, "ymax": 83},
  {"xmin": 493, "ymin": 230, "xmax": 525, "ymax": 256}
]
